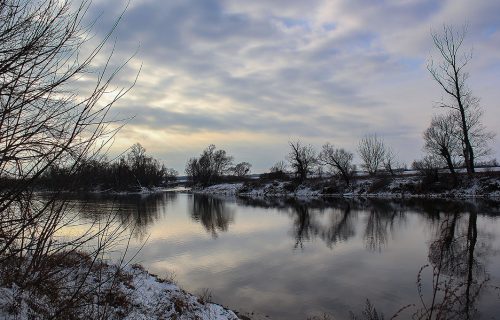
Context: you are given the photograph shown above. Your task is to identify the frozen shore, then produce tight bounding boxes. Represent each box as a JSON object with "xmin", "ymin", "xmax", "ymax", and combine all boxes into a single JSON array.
[
  {"xmin": 193, "ymin": 174, "xmax": 500, "ymax": 199},
  {"xmin": 0, "ymin": 252, "xmax": 238, "ymax": 320}
]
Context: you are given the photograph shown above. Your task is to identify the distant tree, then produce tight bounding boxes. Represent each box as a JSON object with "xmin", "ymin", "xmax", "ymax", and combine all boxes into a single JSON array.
[
  {"xmin": 231, "ymin": 162, "xmax": 252, "ymax": 177},
  {"xmin": 185, "ymin": 157, "xmax": 199, "ymax": 182},
  {"xmin": 165, "ymin": 168, "xmax": 178, "ymax": 183},
  {"xmin": 287, "ymin": 141, "xmax": 317, "ymax": 182},
  {"xmin": 412, "ymin": 155, "xmax": 443, "ymax": 182},
  {"xmin": 127, "ymin": 143, "xmax": 147, "ymax": 168},
  {"xmin": 382, "ymin": 147, "xmax": 399, "ymax": 176},
  {"xmin": 270, "ymin": 160, "xmax": 287, "ymax": 173},
  {"xmin": 125, "ymin": 143, "xmax": 166, "ymax": 188},
  {"xmin": 358, "ymin": 134, "xmax": 386, "ymax": 175},
  {"xmin": 319, "ymin": 143, "xmax": 355, "ymax": 184},
  {"xmin": 263, "ymin": 160, "xmax": 288, "ymax": 180},
  {"xmin": 428, "ymin": 24, "xmax": 494, "ymax": 174},
  {"xmin": 211, "ymin": 146, "xmax": 233, "ymax": 177},
  {"xmin": 424, "ymin": 113, "xmax": 460, "ymax": 179},
  {"xmin": 185, "ymin": 145, "xmax": 233, "ymax": 186}
]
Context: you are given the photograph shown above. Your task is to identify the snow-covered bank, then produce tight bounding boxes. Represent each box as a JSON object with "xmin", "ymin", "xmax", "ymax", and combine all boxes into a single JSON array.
[
  {"xmin": 0, "ymin": 252, "xmax": 238, "ymax": 320},
  {"xmin": 193, "ymin": 174, "xmax": 500, "ymax": 199},
  {"xmin": 107, "ymin": 186, "xmax": 191, "ymax": 195},
  {"xmin": 194, "ymin": 181, "xmax": 320, "ymax": 197},
  {"xmin": 36, "ymin": 186, "xmax": 191, "ymax": 196},
  {"xmin": 119, "ymin": 265, "xmax": 238, "ymax": 320}
]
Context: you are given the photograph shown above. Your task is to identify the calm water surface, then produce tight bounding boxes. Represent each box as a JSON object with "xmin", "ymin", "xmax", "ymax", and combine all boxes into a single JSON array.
[{"xmin": 63, "ymin": 193, "xmax": 500, "ymax": 319}]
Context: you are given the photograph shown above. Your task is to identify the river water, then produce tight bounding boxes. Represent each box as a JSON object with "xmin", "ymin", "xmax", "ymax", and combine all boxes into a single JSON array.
[{"xmin": 60, "ymin": 193, "xmax": 500, "ymax": 319}]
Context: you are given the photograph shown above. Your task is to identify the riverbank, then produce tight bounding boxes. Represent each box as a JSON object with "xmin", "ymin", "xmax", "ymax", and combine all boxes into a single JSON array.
[
  {"xmin": 0, "ymin": 252, "xmax": 239, "ymax": 320},
  {"xmin": 194, "ymin": 173, "xmax": 500, "ymax": 198}
]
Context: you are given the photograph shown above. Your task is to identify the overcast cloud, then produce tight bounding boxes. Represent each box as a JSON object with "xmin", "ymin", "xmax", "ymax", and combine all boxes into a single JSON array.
[{"xmin": 83, "ymin": 0, "xmax": 500, "ymax": 172}]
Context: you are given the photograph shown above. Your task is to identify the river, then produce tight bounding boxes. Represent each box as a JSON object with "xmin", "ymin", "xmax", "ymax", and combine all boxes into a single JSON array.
[{"xmin": 59, "ymin": 192, "xmax": 500, "ymax": 319}]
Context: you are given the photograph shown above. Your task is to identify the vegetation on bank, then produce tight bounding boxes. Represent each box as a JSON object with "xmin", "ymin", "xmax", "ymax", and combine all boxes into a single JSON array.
[
  {"xmin": 195, "ymin": 170, "xmax": 500, "ymax": 198},
  {"xmin": 38, "ymin": 143, "xmax": 178, "ymax": 192},
  {"xmin": 0, "ymin": 251, "xmax": 238, "ymax": 320}
]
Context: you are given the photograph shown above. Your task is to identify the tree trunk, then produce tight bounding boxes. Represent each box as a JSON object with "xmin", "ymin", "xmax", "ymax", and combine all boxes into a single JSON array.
[
  {"xmin": 442, "ymin": 149, "xmax": 458, "ymax": 186},
  {"xmin": 454, "ymin": 69, "xmax": 475, "ymax": 174}
]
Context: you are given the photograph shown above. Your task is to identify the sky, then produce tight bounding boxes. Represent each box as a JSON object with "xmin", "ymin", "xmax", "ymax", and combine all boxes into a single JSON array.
[{"xmin": 84, "ymin": 0, "xmax": 500, "ymax": 173}]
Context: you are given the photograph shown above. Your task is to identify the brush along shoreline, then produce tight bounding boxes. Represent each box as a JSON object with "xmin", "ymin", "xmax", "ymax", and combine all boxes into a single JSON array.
[
  {"xmin": 0, "ymin": 251, "xmax": 241, "ymax": 320},
  {"xmin": 192, "ymin": 174, "xmax": 500, "ymax": 199}
]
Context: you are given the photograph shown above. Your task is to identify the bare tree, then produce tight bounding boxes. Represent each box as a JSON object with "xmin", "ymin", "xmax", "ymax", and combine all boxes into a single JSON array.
[
  {"xmin": 358, "ymin": 134, "xmax": 386, "ymax": 175},
  {"xmin": 424, "ymin": 112, "xmax": 460, "ymax": 179},
  {"xmin": 428, "ymin": 25, "xmax": 493, "ymax": 174},
  {"xmin": 270, "ymin": 160, "xmax": 287, "ymax": 174},
  {"xmin": 264, "ymin": 160, "xmax": 288, "ymax": 180},
  {"xmin": 287, "ymin": 141, "xmax": 317, "ymax": 182},
  {"xmin": 231, "ymin": 162, "xmax": 252, "ymax": 177},
  {"xmin": 0, "ymin": 0, "xmax": 135, "ymax": 317},
  {"xmin": 126, "ymin": 143, "xmax": 166, "ymax": 188},
  {"xmin": 383, "ymin": 147, "xmax": 400, "ymax": 176},
  {"xmin": 412, "ymin": 154, "xmax": 443, "ymax": 182},
  {"xmin": 185, "ymin": 145, "xmax": 234, "ymax": 186},
  {"xmin": 319, "ymin": 143, "xmax": 355, "ymax": 184}
]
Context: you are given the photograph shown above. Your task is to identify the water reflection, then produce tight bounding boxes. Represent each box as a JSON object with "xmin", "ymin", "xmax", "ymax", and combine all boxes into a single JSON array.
[
  {"xmin": 236, "ymin": 197, "xmax": 411, "ymax": 252},
  {"xmin": 63, "ymin": 192, "xmax": 178, "ymax": 241},
  {"xmin": 115, "ymin": 192, "xmax": 177, "ymax": 240},
  {"xmin": 318, "ymin": 203, "xmax": 356, "ymax": 249},
  {"xmin": 363, "ymin": 201, "xmax": 406, "ymax": 252},
  {"xmin": 57, "ymin": 193, "xmax": 500, "ymax": 319},
  {"xmin": 421, "ymin": 210, "xmax": 490, "ymax": 319},
  {"xmin": 288, "ymin": 202, "xmax": 312, "ymax": 249},
  {"xmin": 286, "ymin": 200, "xmax": 358, "ymax": 249},
  {"xmin": 231, "ymin": 196, "xmax": 499, "ymax": 318},
  {"xmin": 188, "ymin": 195, "xmax": 235, "ymax": 238}
]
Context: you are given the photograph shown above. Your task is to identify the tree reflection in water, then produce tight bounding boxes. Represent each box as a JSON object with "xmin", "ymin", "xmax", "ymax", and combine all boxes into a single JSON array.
[
  {"xmin": 363, "ymin": 200, "xmax": 406, "ymax": 252},
  {"xmin": 239, "ymin": 197, "xmax": 406, "ymax": 252},
  {"xmin": 118, "ymin": 192, "xmax": 177, "ymax": 241},
  {"xmin": 415, "ymin": 209, "xmax": 489, "ymax": 320},
  {"xmin": 286, "ymin": 200, "xmax": 358, "ymax": 249},
  {"xmin": 189, "ymin": 194, "xmax": 235, "ymax": 238},
  {"xmin": 320, "ymin": 202, "xmax": 357, "ymax": 249},
  {"xmin": 237, "ymin": 196, "xmax": 499, "ymax": 319},
  {"xmin": 70, "ymin": 192, "xmax": 178, "ymax": 241}
]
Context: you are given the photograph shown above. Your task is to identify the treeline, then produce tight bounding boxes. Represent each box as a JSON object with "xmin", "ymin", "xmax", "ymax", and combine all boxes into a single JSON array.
[
  {"xmin": 183, "ymin": 138, "xmax": 393, "ymax": 187},
  {"xmin": 185, "ymin": 130, "xmax": 497, "ymax": 188},
  {"xmin": 185, "ymin": 144, "xmax": 251, "ymax": 186},
  {"xmin": 41, "ymin": 143, "xmax": 177, "ymax": 191}
]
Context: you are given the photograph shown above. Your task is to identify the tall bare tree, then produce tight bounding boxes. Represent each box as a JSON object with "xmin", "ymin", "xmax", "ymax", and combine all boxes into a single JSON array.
[
  {"xmin": 428, "ymin": 25, "xmax": 493, "ymax": 174},
  {"xmin": 287, "ymin": 141, "xmax": 317, "ymax": 182},
  {"xmin": 358, "ymin": 134, "xmax": 386, "ymax": 175},
  {"xmin": 319, "ymin": 143, "xmax": 355, "ymax": 184}
]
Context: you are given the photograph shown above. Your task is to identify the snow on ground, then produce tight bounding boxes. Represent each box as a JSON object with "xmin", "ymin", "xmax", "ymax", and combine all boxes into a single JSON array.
[
  {"xmin": 121, "ymin": 265, "xmax": 238, "ymax": 320},
  {"xmin": 0, "ymin": 254, "xmax": 239, "ymax": 320},
  {"xmin": 195, "ymin": 175, "xmax": 500, "ymax": 199},
  {"xmin": 197, "ymin": 183, "xmax": 244, "ymax": 195}
]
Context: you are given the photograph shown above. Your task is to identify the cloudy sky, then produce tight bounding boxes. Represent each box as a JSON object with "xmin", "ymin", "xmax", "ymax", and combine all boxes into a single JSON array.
[{"xmin": 86, "ymin": 0, "xmax": 500, "ymax": 173}]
